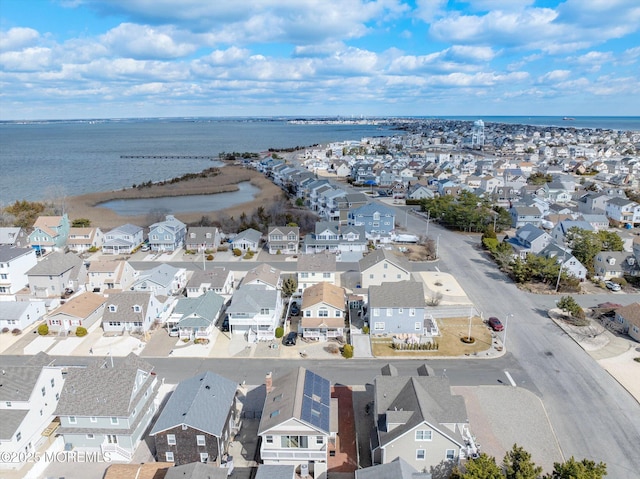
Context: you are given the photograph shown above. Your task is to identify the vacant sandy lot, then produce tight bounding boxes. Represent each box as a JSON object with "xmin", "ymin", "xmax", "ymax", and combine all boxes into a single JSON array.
[{"xmin": 65, "ymin": 165, "xmax": 284, "ymax": 229}]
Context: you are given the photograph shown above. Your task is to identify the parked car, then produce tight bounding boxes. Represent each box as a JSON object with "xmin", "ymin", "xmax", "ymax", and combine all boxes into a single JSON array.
[
  {"xmin": 283, "ymin": 331, "xmax": 297, "ymax": 346},
  {"xmin": 141, "ymin": 244, "xmax": 150, "ymax": 252},
  {"xmin": 290, "ymin": 304, "xmax": 300, "ymax": 316},
  {"xmin": 488, "ymin": 316, "xmax": 504, "ymax": 332},
  {"xmin": 169, "ymin": 327, "xmax": 180, "ymax": 337},
  {"xmin": 605, "ymin": 281, "xmax": 621, "ymax": 291},
  {"xmin": 221, "ymin": 316, "xmax": 229, "ymax": 332}
]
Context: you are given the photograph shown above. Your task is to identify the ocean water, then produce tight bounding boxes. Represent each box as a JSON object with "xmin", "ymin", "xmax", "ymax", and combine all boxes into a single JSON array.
[{"xmin": 0, "ymin": 119, "xmax": 401, "ymax": 203}]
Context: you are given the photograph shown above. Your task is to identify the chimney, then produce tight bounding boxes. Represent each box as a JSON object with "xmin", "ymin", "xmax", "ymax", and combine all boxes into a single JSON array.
[{"xmin": 265, "ymin": 372, "xmax": 273, "ymax": 393}]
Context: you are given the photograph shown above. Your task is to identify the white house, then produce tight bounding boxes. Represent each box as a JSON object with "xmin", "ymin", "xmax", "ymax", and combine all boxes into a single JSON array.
[
  {"xmin": 0, "ymin": 300, "xmax": 46, "ymax": 333},
  {"xmin": 226, "ymin": 285, "xmax": 281, "ymax": 342},
  {"xmin": 86, "ymin": 260, "xmax": 137, "ymax": 293},
  {"xmin": 66, "ymin": 227, "xmax": 104, "ymax": 253},
  {"xmin": 300, "ymin": 282, "xmax": 345, "ymax": 341},
  {"xmin": 297, "ymin": 252, "xmax": 337, "ymax": 292},
  {"xmin": 102, "ymin": 291, "xmax": 169, "ymax": 334},
  {"xmin": 0, "ymin": 246, "xmax": 37, "ymax": 301},
  {"xmin": 131, "ymin": 264, "xmax": 186, "ymax": 296},
  {"xmin": 46, "ymin": 292, "xmax": 107, "ymax": 334},
  {"xmin": 102, "ymin": 224, "xmax": 144, "ymax": 255},
  {"xmin": 186, "ymin": 267, "xmax": 235, "ymax": 299}
]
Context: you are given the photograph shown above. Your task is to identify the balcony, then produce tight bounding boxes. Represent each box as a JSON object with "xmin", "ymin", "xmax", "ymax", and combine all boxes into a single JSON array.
[{"xmin": 261, "ymin": 447, "xmax": 327, "ymax": 462}]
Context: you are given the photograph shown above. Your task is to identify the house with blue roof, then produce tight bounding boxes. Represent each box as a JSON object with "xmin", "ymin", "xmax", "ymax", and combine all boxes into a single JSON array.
[
  {"xmin": 258, "ymin": 368, "xmax": 336, "ymax": 479},
  {"xmin": 551, "ymin": 219, "xmax": 594, "ymax": 245},
  {"xmin": 226, "ymin": 285, "xmax": 282, "ymax": 342},
  {"xmin": 150, "ymin": 371, "xmax": 239, "ymax": 466},
  {"xmin": 348, "ymin": 203, "xmax": 396, "ymax": 240},
  {"xmin": 131, "ymin": 263, "xmax": 186, "ymax": 296},
  {"xmin": 148, "ymin": 215, "xmax": 186, "ymax": 252},
  {"xmin": 103, "ymin": 223, "xmax": 144, "ymax": 255}
]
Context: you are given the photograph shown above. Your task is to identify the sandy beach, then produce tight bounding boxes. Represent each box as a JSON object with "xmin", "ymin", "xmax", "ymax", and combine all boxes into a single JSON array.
[{"xmin": 65, "ymin": 164, "xmax": 285, "ymax": 229}]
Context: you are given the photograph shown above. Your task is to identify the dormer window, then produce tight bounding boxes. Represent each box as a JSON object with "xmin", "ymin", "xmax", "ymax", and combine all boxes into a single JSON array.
[
  {"xmin": 108, "ymin": 305, "xmax": 117, "ymax": 312},
  {"xmin": 133, "ymin": 305, "xmax": 141, "ymax": 313}
]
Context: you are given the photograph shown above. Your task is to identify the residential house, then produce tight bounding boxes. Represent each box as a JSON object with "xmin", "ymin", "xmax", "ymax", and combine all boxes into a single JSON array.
[
  {"xmin": 551, "ymin": 220, "xmax": 594, "ymax": 246},
  {"xmin": 86, "ymin": 260, "xmax": 137, "ymax": 293},
  {"xmin": 368, "ymin": 281, "xmax": 430, "ymax": 336},
  {"xmin": 577, "ymin": 214, "xmax": 610, "ymax": 231},
  {"xmin": 131, "ymin": 263, "xmax": 186, "ymax": 296},
  {"xmin": 0, "ymin": 353, "xmax": 64, "ymax": 473},
  {"xmin": 359, "ymin": 249, "xmax": 411, "ymax": 289},
  {"xmin": 333, "ymin": 193, "xmax": 369, "ymax": 224},
  {"xmin": 0, "ymin": 300, "xmax": 46, "ymax": 333},
  {"xmin": 46, "ymin": 291, "xmax": 106, "ymax": 334},
  {"xmin": 102, "ymin": 463, "xmax": 173, "ymax": 479},
  {"xmin": 54, "ymin": 354, "xmax": 159, "ymax": 461},
  {"xmin": 102, "ymin": 224, "xmax": 144, "ymax": 255},
  {"xmin": 226, "ymin": 285, "xmax": 281, "ymax": 342},
  {"xmin": 302, "ymin": 221, "xmax": 367, "ymax": 254},
  {"xmin": 185, "ymin": 226, "xmax": 222, "ymax": 252},
  {"xmin": 539, "ymin": 244, "xmax": 587, "ymax": 281},
  {"xmin": 356, "ymin": 458, "xmax": 432, "ymax": 479},
  {"xmin": 300, "ymin": 282, "xmax": 345, "ymax": 341},
  {"xmin": 186, "ymin": 267, "xmax": 235, "ymax": 298},
  {"xmin": 26, "ymin": 252, "xmax": 87, "ymax": 298},
  {"xmin": 509, "ymin": 224, "xmax": 553, "ymax": 258},
  {"xmin": 509, "ymin": 205, "xmax": 542, "ymax": 228},
  {"xmin": 258, "ymin": 368, "xmax": 336, "ymax": 479},
  {"xmin": 241, "ymin": 263, "xmax": 282, "ymax": 291},
  {"xmin": 406, "ymin": 184, "xmax": 435, "ymax": 201},
  {"xmin": 28, "ymin": 214, "xmax": 70, "ymax": 252},
  {"xmin": 66, "ymin": 227, "xmax": 104, "ymax": 253},
  {"xmin": 297, "ymin": 252, "xmax": 337, "ymax": 292},
  {"xmin": 231, "ymin": 228, "xmax": 262, "ymax": 252},
  {"xmin": 348, "ymin": 203, "xmax": 396, "ymax": 240},
  {"xmin": 605, "ymin": 197, "xmax": 640, "ymax": 227},
  {"xmin": 255, "ymin": 464, "xmax": 296, "ymax": 479},
  {"xmin": 0, "ymin": 246, "xmax": 37, "ymax": 300},
  {"xmin": 0, "ymin": 227, "xmax": 29, "ymax": 247},
  {"xmin": 165, "ymin": 463, "xmax": 231, "ymax": 479},
  {"xmin": 593, "ymin": 251, "xmax": 640, "ymax": 280},
  {"xmin": 148, "ymin": 215, "xmax": 187, "ymax": 252},
  {"xmin": 577, "ymin": 192, "xmax": 610, "ymax": 214},
  {"xmin": 170, "ymin": 291, "xmax": 225, "ymax": 340},
  {"xmin": 102, "ymin": 291, "xmax": 168, "ymax": 334},
  {"xmin": 150, "ymin": 371, "xmax": 239, "ymax": 466},
  {"xmin": 267, "ymin": 226, "xmax": 300, "ymax": 255},
  {"xmin": 614, "ymin": 303, "xmax": 640, "ymax": 342},
  {"xmin": 370, "ymin": 366, "xmax": 474, "ymax": 471}
]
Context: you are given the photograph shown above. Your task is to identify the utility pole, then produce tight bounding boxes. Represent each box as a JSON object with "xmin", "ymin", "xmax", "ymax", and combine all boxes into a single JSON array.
[
  {"xmin": 436, "ymin": 234, "xmax": 441, "ymax": 259},
  {"xmin": 555, "ymin": 248, "xmax": 568, "ymax": 292}
]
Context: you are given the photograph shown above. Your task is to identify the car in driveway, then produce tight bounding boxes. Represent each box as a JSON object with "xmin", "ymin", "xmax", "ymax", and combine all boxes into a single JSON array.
[
  {"xmin": 221, "ymin": 316, "xmax": 229, "ymax": 332},
  {"xmin": 290, "ymin": 304, "xmax": 300, "ymax": 316},
  {"xmin": 283, "ymin": 331, "xmax": 297, "ymax": 346},
  {"xmin": 605, "ymin": 281, "xmax": 621, "ymax": 291},
  {"xmin": 488, "ymin": 316, "xmax": 504, "ymax": 332},
  {"xmin": 169, "ymin": 327, "xmax": 180, "ymax": 337}
]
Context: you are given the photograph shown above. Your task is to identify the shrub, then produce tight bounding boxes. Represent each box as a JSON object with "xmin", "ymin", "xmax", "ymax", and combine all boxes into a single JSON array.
[
  {"xmin": 275, "ymin": 327, "xmax": 284, "ymax": 338},
  {"xmin": 341, "ymin": 344, "xmax": 354, "ymax": 359},
  {"xmin": 233, "ymin": 248, "xmax": 242, "ymax": 256},
  {"xmin": 557, "ymin": 296, "xmax": 585, "ymax": 319},
  {"xmin": 207, "ymin": 254, "xmax": 214, "ymax": 261},
  {"xmin": 38, "ymin": 324, "xmax": 49, "ymax": 336},
  {"xmin": 2, "ymin": 327, "xmax": 9, "ymax": 334},
  {"xmin": 12, "ymin": 328, "xmax": 22, "ymax": 335},
  {"xmin": 362, "ymin": 326, "xmax": 370, "ymax": 334},
  {"xmin": 87, "ymin": 246, "xmax": 99, "ymax": 253},
  {"xmin": 75, "ymin": 326, "xmax": 88, "ymax": 337},
  {"xmin": 611, "ymin": 277, "xmax": 627, "ymax": 287},
  {"xmin": 276, "ymin": 249, "xmax": 282, "ymax": 254},
  {"xmin": 243, "ymin": 251, "xmax": 254, "ymax": 259},
  {"xmin": 217, "ymin": 245, "xmax": 229, "ymax": 252}
]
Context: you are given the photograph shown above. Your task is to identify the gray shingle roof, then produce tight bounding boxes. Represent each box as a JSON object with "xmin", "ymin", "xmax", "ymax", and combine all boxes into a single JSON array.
[
  {"xmin": 26, "ymin": 251, "xmax": 82, "ymax": 276},
  {"xmin": 297, "ymin": 252, "xmax": 337, "ymax": 272},
  {"xmin": 0, "ymin": 409, "xmax": 28, "ymax": 441},
  {"xmin": 226, "ymin": 285, "xmax": 277, "ymax": 314},
  {"xmin": 242, "ymin": 263, "xmax": 281, "ymax": 289},
  {"xmin": 165, "ymin": 463, "xmax": 229, "ymax": 479},
  {"xmin": 369, "ymin": 281, "xmax": 425, "ymax": 308},
  {"xmin": 188, "ymin": 267, "xmax": 232, "ymax": 289},
  {"xmin": 103, "ymin": 291, "xmax": 153, "ymax": 322},
  {"xmin": 0, "ymin": 365, "xmax": 46, "ymax": 401},
  {"xmin": 359, "ymin": 249, "xmax": 411, "ymax": 273},
  {"xmin": 135, "ymin": 263, "xmax": 181, "ymax": 288},
  {"xmin": 55, "ymin": 353, "xmax": 154, "ymax": 417},
  {"xmin": 0, "ymin": 245, "xmax": 32, "ymax": 262},
  {"xmin": 254, "ymin": 464, "xmax": 296, "ymax": 479},
  {"xmin": 174, "ymin": 291, "xmax": 225, "ymax": 328},
  {"xmin": 150, "ymin": 371, "xmax": 237, "ymax": 437},
  {"xmin": 232, "ymin": 228, "xmax": 262, "ymax": 244},
  {"xmin": 107, "ymin": 223, "xmax": 142, "ymax": 236},
  {"xmin": 356, "ymin": 457, "xmax": 431, "ymax": 479}
]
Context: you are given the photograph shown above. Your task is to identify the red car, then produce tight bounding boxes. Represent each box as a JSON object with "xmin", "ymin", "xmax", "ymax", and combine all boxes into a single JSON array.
[{"xmin": 488, "ymin": 316, "xmax": 504, "ymax": 331}]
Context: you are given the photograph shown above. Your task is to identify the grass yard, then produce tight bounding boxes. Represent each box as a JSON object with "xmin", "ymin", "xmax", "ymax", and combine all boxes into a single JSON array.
[{"xmin": 370, "ymin": 316, "xmax": 495, "ymax": 357}]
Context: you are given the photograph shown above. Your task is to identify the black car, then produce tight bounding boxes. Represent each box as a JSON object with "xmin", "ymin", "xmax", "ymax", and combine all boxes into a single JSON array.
[
  {"xmin": 221, "ymin": 316, "xmax": 229, "ymax": 332},
  {"xmin": 283, "ymin": 331, "xmax": 297, "ymax": 346},
  {"xmin": 290, "ymin": 304, "xmax": 300, "ymax": 316}
]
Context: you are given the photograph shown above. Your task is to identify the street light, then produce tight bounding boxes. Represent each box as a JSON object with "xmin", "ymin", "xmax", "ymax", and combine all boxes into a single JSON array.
[{"xmin": 503, "ymin": 313, "xmax": 513, "ymax": 351}]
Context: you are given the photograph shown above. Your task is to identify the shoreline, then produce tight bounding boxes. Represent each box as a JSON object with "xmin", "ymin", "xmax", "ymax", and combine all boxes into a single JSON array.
[{"xmin": 65, "ymin": 164, "xmax": 286, "ymax": 230}]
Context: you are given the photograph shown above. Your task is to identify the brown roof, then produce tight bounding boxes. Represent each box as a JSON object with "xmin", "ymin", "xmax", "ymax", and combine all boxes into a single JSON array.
[
  {"xmin": 302, "ymin": 282, "xmax": 345, "ymax": 310},
  {"xmin": 67, "ymin": 227, "xmax": 96, "ymax": 245},
  {"xmin": 301, "ymin": 317, "xmax": 345, "ymax": 328},
  {"xmin": 89, "ymin": 260, "xmax": 121, "ymax": 273},
  {"xmin": 617, "ymin": 303, "xmax": 640, "ymax": 327},
  {"xmin": 33, "ymin": 216, "xmax": 64, "ymax": 237},
  {"xmin": 48, "ymin": 292, "xmax": 106, "ymax": 319},
  {"xmin": 103, "ymin": 462, "xmax": 172, "ymax": 479}
]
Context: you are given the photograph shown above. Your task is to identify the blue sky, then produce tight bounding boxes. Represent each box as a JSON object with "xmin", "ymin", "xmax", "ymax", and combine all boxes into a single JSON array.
[{"xmin": 1, "ymin": 0, "xmax": 639, "ymax": 120}]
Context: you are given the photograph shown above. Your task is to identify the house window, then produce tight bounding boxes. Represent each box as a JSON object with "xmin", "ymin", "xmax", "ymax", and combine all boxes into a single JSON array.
[
  {"xmin": 167, "ymin": 434, "xmax": 176, "ymax": 445},
  {"xmin": 51, "ymin": 378, "xmax": 55, "ymax": 388},
  {"xmin": 260, "ymin": 308, "xmax": 269, "ymax": 315},
  {"xmin": 316, "ymin": 436, "xmax": 324, "ymax": 445},
  {"xmin": 110, "ymin": 417, "xmax": 118, "ymax": 425},
  {"xmin": 398, "ymin": 308, "xmax": 403, "ymax": 314},
  {"xmin": 446, "ymin": 449, "xmax": 456, "ymax": 460},
  {"xmin": 300, "ymin": 272, "xmax": 309, "ymax": 278},
  {"xmin": 281, "ymin": 436, "xmax": 308, "ymax": 448},
  {"xmin": 108, "ymin": 305, "xmax": 116, "ymax": 312},
  {"xmin": 133, "ymin": 305, "xmax": 141, "ymax": 312},
  {"xmin": 383, "ymin": 263, "xmax": 388, "ymax": 269},
  {"xmin": 86, "ymin": 434, "xmax": 94, "ymax": 439},
  {"xmin": 415, "ymin": 430, "xmax": 432, "ymax": 441},
  {"xmin": 200, "ymin": 452, "xmax": 209, "ymax": 463},
  {"xmin": 374, "ymin": 322, "xmax": 385, "ymax": 331},
  {"xmin": 5, "ymin": 401, "xmax": 11, "ymax": 407},
  {"xmin": 16, "ymin": 432, "xmax": 21, "ymax": 442},
  {"xmin": 409, "ymin": 308, "xmax": 416, "ymax": 317},
  {"xmin": 165, "ymin": 452, "xmax": 174, "ymax": 462},
  {"xmin": 197, "ymin": 435, "xmax": 206, "ymax": 446},
  {"xmin": 416, "ymin": 449, "xmax": 426, "ymax": 460},
  {"xmin": 319, "ymin": 309, "xmax": 328, "ymax": 317},
  {"xmin": 335, "ymin": 310, "xmax": 342, "ymax": 317},
  {"xmin": 373, "ymin": 308, "xmax": 379, "ymax": 316},
  {"xmin": 266, "ymin": 435, "xmax": 274, "ymax": 444},
  {"xmin": 42, "ymin": 387, "xmax": 46, "ymax": 396},
  {"xmin": 323, "ymin": 272, "xmax": 331, "ymax": 278},
  {"xmin": 305, "ymin": 311, "xmax": 311, "ymax": 317},
  {"xmin": 386, "ymin": 308, "xmax": 392, "ymax": 316},
  {"xmin": 90, "ymin": 417, "xmax": 97, "ymax": 423},
  {"xmin": 69, "ymin": 416, "xmax": 77, "ymax": 424},
  {"xmin": 270, "ymin": 410, "xmax": 280, "ymax": 418}
]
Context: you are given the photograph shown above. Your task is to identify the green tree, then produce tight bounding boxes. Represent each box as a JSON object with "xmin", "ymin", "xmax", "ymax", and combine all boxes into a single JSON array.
[
  {"xmin": 451, "ymin": 453, "xmax": 503, "ymax": 479},
  {"xmin": 341, "ymin": 344, "xmax": 354, "ymax": 359},
  {"xmin": 527, "ymin": 173, "xmax": 553, "ymax": 185},
  {"xmin": 281, "ymin": 277, "xmax": 298, "ymax": 296},
  {"xmin": 597, "ymin": 230, "xmax": 623, "ymax": 252},
  {"xmin": 557, "ymin": 296, "xmax": 585, "ymax": 319},
  {"xmin": 565, "ymin": 227, "xmax": 601, "ymax": 275},
  {"xmin": 503, "ymin": 444, "xmax": 543, "ymax": 479},
  {"xmin": 4, "ymin": 200, "xmax": 46, "ymax": 228},
  {"xmin": 72, "ymin": 218, "xmax": 91, "ymax": 227},
  {"xmin": 543, "ymin": 457, "xmax": 606, "ymax": 479}
]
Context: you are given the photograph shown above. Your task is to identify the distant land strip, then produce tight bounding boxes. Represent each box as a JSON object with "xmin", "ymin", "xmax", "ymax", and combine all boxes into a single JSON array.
[{"xmin": 120, "ymin": 155, "xmax": 217, "ymax": 159}]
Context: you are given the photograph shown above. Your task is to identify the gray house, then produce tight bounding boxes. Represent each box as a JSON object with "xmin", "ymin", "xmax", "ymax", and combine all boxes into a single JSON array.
[
  {"xmin": 356, "ymin": 458, "xmax": 432, "ymax": 479},
  {"xmin": 185, "ymin": 226, "xmax": 222, "ymax": 252},
  {"xmin": 231, "ymin": 228, "xmax": 262, "ymax": 252},
  {"xmin": 102, "ymin": 224, "xmax": 144, "ymax": 255},
  {"xmin": 509, "ymin": 205, "xmax": 542, "ymax": 228},
  {"xmin": 359, "ymin": 249, "xmax": 412, "ymax": 289},
  {"xmin": 226, "ymin": 285, "xmax": 281, "ymax": 342},
  {"xmin": 510, "ymin": 224, "xmax": 553, "ymax": 258},
  {"xmin": 171, "ymin": 290, "xmax": 225, "ymax": 340},
  {"xmin": 0, "ymin": 300, "xmax": 46, "ymax": 332},
  {"xmin": 150, "ymin": 371, "xmax": 239, "ymax": 466},
  {"xmin": 131, "ymin": 263, "xmax": 187, "ymax": 296},
  {"xmin": 368, "ymin": 281, "xmax": 428, "ymax": 336},
  {"xmin": 54, "ymin": 353, "xmax": 159, "ymax": 461},
  {"xmin": 148, "ymin": 215, "xmax": 186, "ymax": 252},
  {"xmin": 102, "ymin": 291, "xmax": 168, "ymax": 334},
  {"xmin": 26, "ymin": 252, "xmax": 87, "ymax": 298},
  {"xmin": 371, "ymin": 366, "xmax": 475, "ymax": 471},
  {"xmin": 348, "ymin": 203, "xmax": 396, "ymax": 239},
  {"xmin": 267, "ymin": 226, "xmax": 300, "ymax": 254}
]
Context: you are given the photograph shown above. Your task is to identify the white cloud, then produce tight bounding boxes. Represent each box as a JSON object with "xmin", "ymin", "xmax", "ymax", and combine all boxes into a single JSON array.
[
  {"xmin": 0, "ymin": 27, "xmax": 40, "ymax": 51},
  {"xmin": 537, "ymin": 70, "xmax": 571, "ymax": 83},
  {"xmin": 0, "ymin": 47, "xmax": 52, "ymax": 71},
  {"xmin": 101, "ymin": 23, "xmax": 198, "ymax": 59}
]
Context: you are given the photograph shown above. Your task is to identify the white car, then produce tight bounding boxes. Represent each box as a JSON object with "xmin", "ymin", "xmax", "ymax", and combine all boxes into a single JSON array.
[
  {"xmin": 605, "ymin": 281, "xmax": 621, "ymax": 291},
  {"xmin": 168, "ymin": 327, "xmax": 180, "ymax": 337}
]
